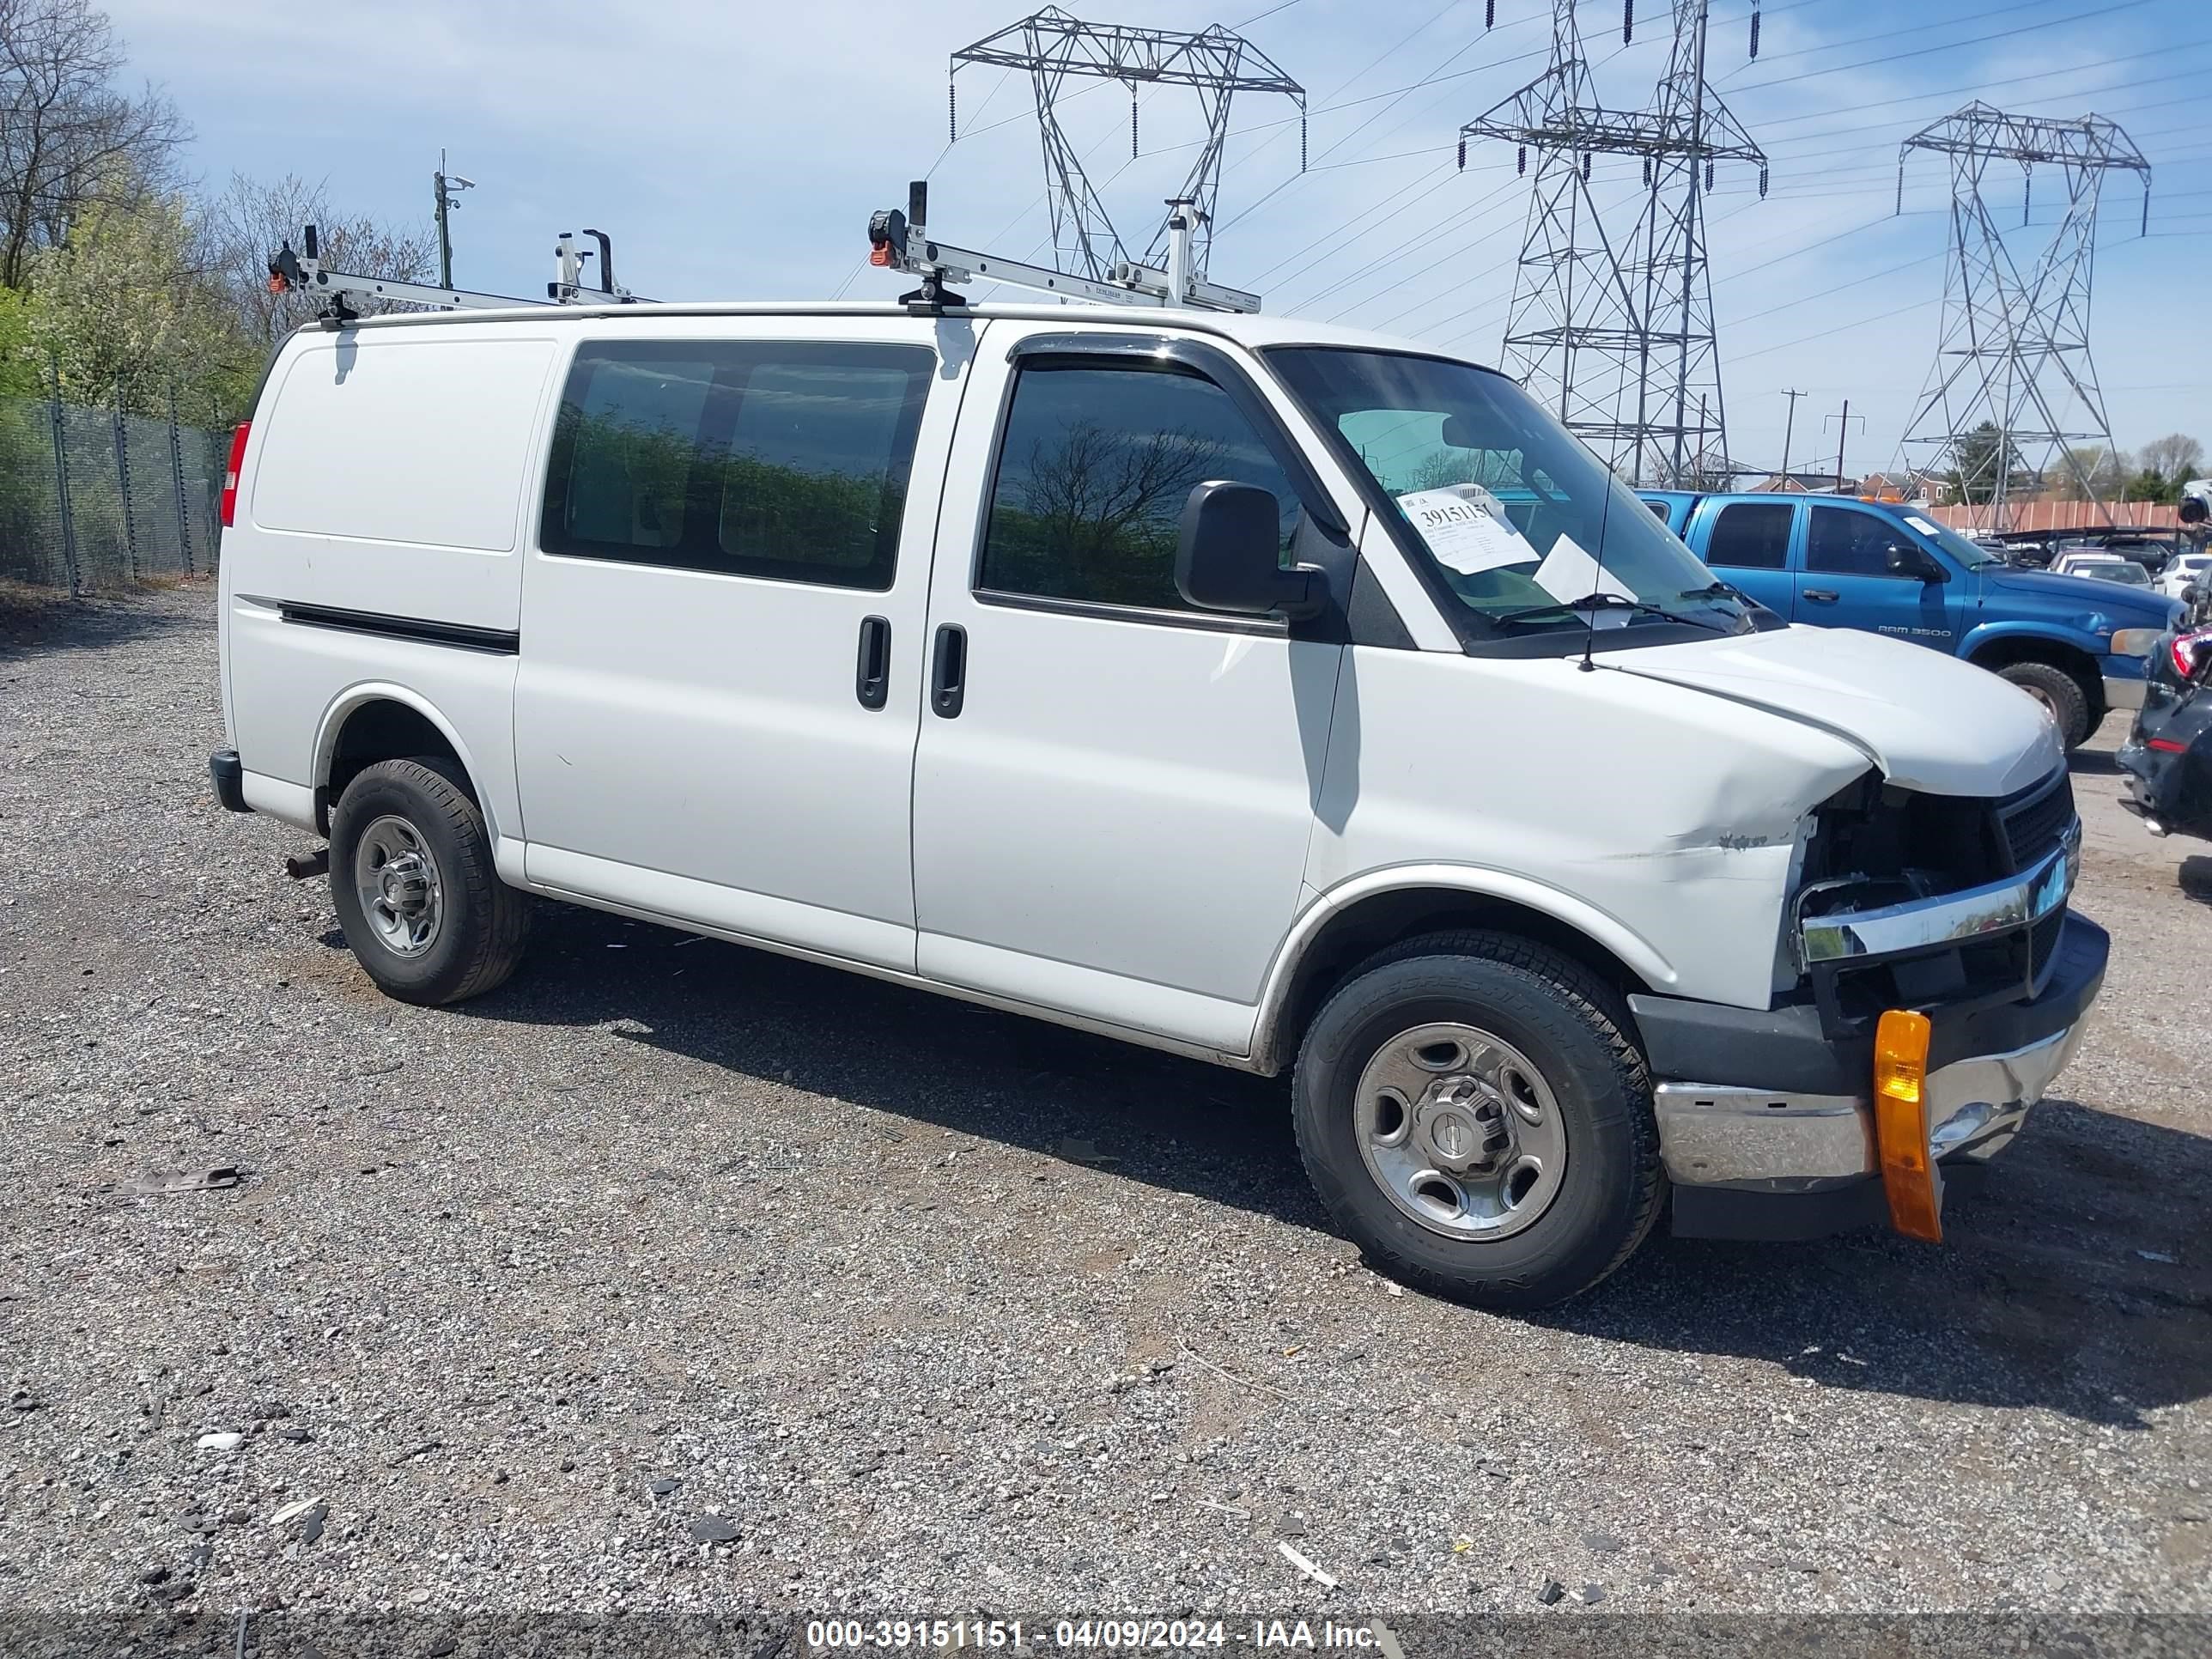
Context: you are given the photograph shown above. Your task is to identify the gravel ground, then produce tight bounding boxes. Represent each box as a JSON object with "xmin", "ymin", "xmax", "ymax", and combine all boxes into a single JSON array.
[{"xmin": 2, "ymin": 580, "xmax": 2208, "ymax": 1631}]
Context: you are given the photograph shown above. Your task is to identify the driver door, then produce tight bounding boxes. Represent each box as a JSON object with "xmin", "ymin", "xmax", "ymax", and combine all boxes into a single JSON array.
[{"xmin": 1796, "ymin": 505, "xmax": 1961, "ymax": 647}]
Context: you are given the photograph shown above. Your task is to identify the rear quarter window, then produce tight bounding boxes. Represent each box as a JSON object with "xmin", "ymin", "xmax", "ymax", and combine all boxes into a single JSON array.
[{"xmin": 250, "ymin": 337, "xmax": 558, "ymax": 552}]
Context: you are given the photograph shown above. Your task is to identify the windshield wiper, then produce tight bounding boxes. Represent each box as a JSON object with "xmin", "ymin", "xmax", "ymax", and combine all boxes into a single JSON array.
[
  {"xmin": 1493, "ymin": 590, "xmax": 1735, "ymax": 634},
  {"xmin": 1680, "ymin": 579, "xmax": 1747, "ymax": 603}
]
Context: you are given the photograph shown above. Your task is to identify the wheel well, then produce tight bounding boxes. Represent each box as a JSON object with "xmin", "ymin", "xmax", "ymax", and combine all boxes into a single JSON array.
[
  {"xmin": 1968, "ymin": 636, "xmax": 2102, "ymax": 715},
  {"xmin": 1259, "ymin": 888, "xmax": 1651, "ymax": 1075},
  {"xmin": 323, "ymin": 700, "xmax": 472, "ymax": 831}
]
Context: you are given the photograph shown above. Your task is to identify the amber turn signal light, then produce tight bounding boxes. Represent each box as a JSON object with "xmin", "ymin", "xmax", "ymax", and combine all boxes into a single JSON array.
[{"xmin": 1874, "ymin": 1008, "xmax": 1942, "ymax": 1243}]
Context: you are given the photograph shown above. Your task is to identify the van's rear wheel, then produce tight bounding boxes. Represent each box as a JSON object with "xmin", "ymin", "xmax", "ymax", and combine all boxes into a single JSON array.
[
  {"xmin": 329, "ymin": 758, "xmax": 529, "ymax": 1006},
  {"xmin": 1291, "ymin": 933, "xmax": 1662, "ymax": 1310},
  {"xmin": 1997, "ymin": 660, "xmax": 2091, "ymax": 750}
]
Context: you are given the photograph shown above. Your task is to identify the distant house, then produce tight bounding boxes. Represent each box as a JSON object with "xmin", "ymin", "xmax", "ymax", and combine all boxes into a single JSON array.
[{"xmin": 1748, "ymin": 470, "xmax": 1860, "ymax": 494}]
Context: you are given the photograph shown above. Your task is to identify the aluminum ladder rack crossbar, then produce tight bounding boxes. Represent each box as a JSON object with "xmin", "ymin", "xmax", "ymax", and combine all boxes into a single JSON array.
[
  {"xmin": 866, "ymin": 180, "xmax": 1261, "ymax": 313},
  {"xmin": 267, "ymin": 225, "xmax": 647, "ymax": 322}
]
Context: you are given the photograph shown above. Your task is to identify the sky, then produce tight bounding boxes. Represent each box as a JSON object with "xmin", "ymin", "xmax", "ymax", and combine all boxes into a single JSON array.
[{"xmin": 100, "ymin": 0, "xmax": 2211, "ymax": 480}]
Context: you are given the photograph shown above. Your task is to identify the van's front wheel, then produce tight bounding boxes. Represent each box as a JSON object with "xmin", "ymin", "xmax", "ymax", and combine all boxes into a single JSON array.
[
  {"xmin": 329, "ymin": 758, "xmax": 530, "ymax": 1006},
  {"xmin": 1291, "ymin": 933, "xmax": 1662, "ymax": 1310}
]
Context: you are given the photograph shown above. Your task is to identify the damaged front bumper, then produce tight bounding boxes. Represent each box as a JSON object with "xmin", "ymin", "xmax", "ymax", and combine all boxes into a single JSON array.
[{"xmin": 1628, "ymin": 913, "xmax": 2107, "ymax": 1241}]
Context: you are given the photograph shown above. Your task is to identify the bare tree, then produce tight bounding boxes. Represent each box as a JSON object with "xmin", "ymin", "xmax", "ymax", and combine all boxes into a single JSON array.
[
  {"xmin": 1012, "ymin": 419, "xmax": 1232, "ymax": 604},
  {"xmin": 2137, "ymin": 433, "xmax": 2206, "ymax": 483},
  {"xmin": 2053, "ymin": 443, "xmax": 2130, "ymax": 502},
  {"xmin": 0, "ymin": 0, "xmax": 188, "ymax": 289},
  {"xmin": 201, "ymin": 171, "xmax": 436, "ymax": 345}
]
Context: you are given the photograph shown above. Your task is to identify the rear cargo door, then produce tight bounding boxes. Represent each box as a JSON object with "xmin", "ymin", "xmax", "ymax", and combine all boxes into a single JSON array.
[{"xmin": 513, "ymin": 317, "xmax": 975, "ymax": 974}]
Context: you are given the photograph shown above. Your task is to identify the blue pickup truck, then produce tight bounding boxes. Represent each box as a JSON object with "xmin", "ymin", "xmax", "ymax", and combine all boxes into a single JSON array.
[{"xmin": 1642, "ymin": 491, "xmax": 2183, "ymax": 748}]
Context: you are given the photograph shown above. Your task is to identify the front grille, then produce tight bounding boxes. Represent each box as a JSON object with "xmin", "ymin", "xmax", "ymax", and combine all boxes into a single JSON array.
[
  {"xmin": 2030, "ymin": 908, "xmax": 2064, "ymax": 986},
  {"xmin": 2000, "ymin": 771, "xmax": 2076, "ymax": 872},
  {"xmin": 1799, "ymin": 769, "xmax": 2078, "ymax": 1036}
]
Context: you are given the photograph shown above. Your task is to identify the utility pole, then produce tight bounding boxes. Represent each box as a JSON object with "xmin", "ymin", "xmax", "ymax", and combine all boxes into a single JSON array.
[
  {"xmin": 433, "ymin": 149, "xmax": 475, "ymax": 289},
  {"xmin": 1826, "ymin": 399, "xmax": 1864, "ymax": 494},
  {"xmin": 1779, "ymin": 387, "xmax": 1806, "ymax": 486}
]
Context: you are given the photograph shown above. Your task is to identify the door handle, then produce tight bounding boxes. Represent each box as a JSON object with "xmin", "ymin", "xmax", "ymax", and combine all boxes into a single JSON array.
[
  {"xmin": 1802, "ymin": 588, "xmax": 1839, "ymax": 604},
  {"xmin": 854, "ymin": 615, "xmax": 890, "ymax": 710},
  {"xmin": 929, "ymin": 623, "xmax": 966, "ymax": 719}
]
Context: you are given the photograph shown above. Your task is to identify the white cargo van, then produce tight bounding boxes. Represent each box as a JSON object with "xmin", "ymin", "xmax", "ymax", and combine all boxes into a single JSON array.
[{"xmin": 211, "ymin": 300, "xmax": 2104, "ymax": 1308}]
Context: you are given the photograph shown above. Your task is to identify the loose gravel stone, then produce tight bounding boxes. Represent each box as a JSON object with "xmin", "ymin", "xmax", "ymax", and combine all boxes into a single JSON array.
[{"xmin": 2, "ymin": 583, "xmax": 2208, "ymax": 1617}]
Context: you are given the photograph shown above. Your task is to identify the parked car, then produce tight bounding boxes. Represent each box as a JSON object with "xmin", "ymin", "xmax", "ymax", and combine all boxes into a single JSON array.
[
  {"xmin": 1643, "ymin": 491, "xmax": 2182, "ymax": 749},
  {"xmin": 2117, "ymin": 626, "xmax": 2212, "ymax": 842},
  {"xmin": 2096, "ymin": 533, "xmax": 2177, "ymax": 573},
  {"xmin": 211, "ymin": 304, "xmax": 2106, "ymax": 1309},
  {"xmin": 2051, "ymin": 551, "xmax": 2154, "ymax": 587},
  {"xmin": 2155, "ymin": 550, "xmax": 2210, "ymax": 603}
]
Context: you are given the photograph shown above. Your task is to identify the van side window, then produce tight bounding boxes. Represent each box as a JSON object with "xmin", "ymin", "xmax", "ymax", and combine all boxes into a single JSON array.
[
  {"xmin": 1807, "ymin": 507, "xmax": 1911, "ymax": 578},
  {"xmin": 977, "ymin": 363, "xmax": 1299, "ymax": 614},
  {"xmin": 1705, "ymin": 501, "xmax": 1793, "ymax": 570},
  {"xmin": 540, "ymin": 342, "xmax": 933, "ymax": 590}
]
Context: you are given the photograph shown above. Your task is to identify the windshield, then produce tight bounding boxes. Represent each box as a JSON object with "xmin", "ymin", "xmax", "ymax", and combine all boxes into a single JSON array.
[
  {"xmin": 1899, "ymin": 514, "xmax": 2004, "ymax": 568},
  {"xmin": 1267, "ymin": 348, "xmax": 1753, "ymax": 639}
]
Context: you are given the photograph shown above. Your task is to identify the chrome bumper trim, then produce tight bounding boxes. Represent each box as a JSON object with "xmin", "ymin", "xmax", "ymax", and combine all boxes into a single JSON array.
[
  {"xmin": 1798, "ymin": 823, "xmax": 2081, "ymax": 966},
  {"xmin": 1655, "ymin": 1020, "xmax": 2088, "ymax": 1191},
  {"xmin": 2101, "ymin": 672, "xmax": 2148, "ymax": 712}
]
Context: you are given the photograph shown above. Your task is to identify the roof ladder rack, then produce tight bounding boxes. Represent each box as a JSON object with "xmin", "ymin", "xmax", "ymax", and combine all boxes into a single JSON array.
[
  {"xmin": 866, "ymin": 181, "xmax": 1261, "ymax": 315},
  {"xmin": 266, "ymin": 224, "xmax": 648, "ymax": 324}
]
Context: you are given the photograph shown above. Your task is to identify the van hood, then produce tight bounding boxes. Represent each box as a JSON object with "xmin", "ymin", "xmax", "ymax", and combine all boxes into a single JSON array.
[
  {"xmin": 1610, "ymin": 624, "xmax": 2062, "ymax": 797},
  {"xmin": 1985, "ymin": 565, "xmax": 2181, "ymax": 624}
]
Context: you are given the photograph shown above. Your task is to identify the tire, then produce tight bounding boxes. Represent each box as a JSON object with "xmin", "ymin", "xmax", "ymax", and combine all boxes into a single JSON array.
[
  {"xmin": 1997, "ymin": 660, "xmax": 2091, "ymax": 750},
  {"xmin": 1290, "ymin": 931, "xmax": 1663, "ymax": 1311},
  {"xmin": 328, "ymin": 757, "xmax": 530, "ymax": 1006}
]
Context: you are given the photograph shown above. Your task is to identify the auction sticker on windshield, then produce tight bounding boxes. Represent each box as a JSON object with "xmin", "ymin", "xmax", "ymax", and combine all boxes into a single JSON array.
[{"xmin": 1395, "ymin": 487, "xmax": 1534, "ymax": 576}]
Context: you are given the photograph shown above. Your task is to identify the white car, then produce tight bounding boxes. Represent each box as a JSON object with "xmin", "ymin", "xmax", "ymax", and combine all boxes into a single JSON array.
[
  {"xmin": 2051, "ymin": 551, "xmax": 2153, "ymax": 586},
  {"xmin": 2156, "ymin": 551, "xmax": 2210, "ymax": 602},
  {"xmin": 210, "ymin": 298, "xmax": 2101, "ymax": 1308}
]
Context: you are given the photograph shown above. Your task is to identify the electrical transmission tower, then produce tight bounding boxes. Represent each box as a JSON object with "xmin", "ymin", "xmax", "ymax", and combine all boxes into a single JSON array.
[
  {"xmin": 1459, "ymin": 0, "xmax": 1765, "ymax": 483},
  {"xmin": 950, "ymin": 7, "xmax": 1305, "ymax": 283},
  {"xmin": 1893, "ymin": 102, "xmax": 2151, "ymax": 528}
]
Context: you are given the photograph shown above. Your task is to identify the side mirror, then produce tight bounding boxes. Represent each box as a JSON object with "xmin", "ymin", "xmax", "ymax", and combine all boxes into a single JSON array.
[
  {"xmin": 1886, "ymin": 541, "xmax": 1946, "ymax": 583},
  {"xmin": 1175, "ymin": 481, "xmax": 1325, "ymax": 618}
]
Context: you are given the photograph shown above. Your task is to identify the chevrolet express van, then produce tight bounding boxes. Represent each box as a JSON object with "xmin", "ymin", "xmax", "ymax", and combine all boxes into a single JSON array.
[{"xmin": 210, "ymin": 302, "xmax": 2105, "ymax": 1309}]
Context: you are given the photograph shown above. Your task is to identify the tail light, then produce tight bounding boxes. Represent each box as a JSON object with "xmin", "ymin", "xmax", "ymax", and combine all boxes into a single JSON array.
[
  {"xmin": 2172, "ymin": 629, "xmax": 2212, "ymax": 683},
  {"xmin": 219, "ymin": 422, "xmax": 251, "ymax": 529}
]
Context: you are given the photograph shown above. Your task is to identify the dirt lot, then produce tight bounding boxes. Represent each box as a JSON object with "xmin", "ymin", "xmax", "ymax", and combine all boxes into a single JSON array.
[{"xmin": 2, "ymin": 580, "xmax": 2208, "ymax": 1628}]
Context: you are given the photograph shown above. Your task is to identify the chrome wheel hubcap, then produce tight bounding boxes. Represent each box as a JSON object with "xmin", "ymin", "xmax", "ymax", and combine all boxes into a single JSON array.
[
  {"xmin": 354, "ymin": 816, "xmax": 444, "ymax": 958},
  {"xmin": 1354, "ymin": 1022, "xmax": 1569, "ymax": 1241}
]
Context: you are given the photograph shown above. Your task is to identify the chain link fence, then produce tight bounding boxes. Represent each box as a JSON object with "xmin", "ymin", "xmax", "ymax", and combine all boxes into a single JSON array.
[{"xmin": 0, "ymin": 391, "xmax": 229, "ymax": 595}]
